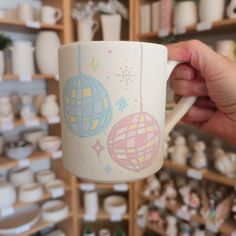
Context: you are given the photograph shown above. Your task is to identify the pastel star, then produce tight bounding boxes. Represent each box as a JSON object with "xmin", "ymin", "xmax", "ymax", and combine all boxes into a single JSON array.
[
  {"xmin": 92, "ymin": 139, "xmax": 104, "ymax": 158},
  {"xmin": 89, "ymin": 57, "xmax": 100, "ymax": 72},
  {"xmin": 104, "ymin": 164, "xmax": 112, "ymax": 174}
]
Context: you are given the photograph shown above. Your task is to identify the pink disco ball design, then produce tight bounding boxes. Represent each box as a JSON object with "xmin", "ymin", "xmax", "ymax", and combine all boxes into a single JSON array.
[{"xmin": 107, "ymin": 112, "xmax": 161, "ymax": 172}]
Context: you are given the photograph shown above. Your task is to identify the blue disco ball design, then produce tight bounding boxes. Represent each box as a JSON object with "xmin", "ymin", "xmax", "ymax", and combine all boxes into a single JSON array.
[{"xmin": 63, "ymin": 74, "xmax": 112, "ymax": 137}]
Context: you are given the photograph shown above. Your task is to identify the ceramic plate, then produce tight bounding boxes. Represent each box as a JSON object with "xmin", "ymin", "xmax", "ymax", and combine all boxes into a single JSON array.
[{"xmin": 0, "ymin": 204, "xmax": 40, "ymax": 235}]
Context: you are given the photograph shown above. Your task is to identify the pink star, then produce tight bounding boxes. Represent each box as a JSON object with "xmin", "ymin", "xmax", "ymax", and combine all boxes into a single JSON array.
[{"xmin": 92, "ymin": 140, "xmax": 104, "ymax": 158}]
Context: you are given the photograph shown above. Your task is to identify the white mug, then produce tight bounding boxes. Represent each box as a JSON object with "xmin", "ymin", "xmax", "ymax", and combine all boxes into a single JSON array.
[
  {"xmin": 41, "ymin": 6, "xmax": 62, "ymax": 25},
  {"xmin": 77, "ymin": 17, "xmax": 99, "ymax": 41},
  {"xmin": 59, "ymin": 41, "xmax": 196, "ymax": 182}
]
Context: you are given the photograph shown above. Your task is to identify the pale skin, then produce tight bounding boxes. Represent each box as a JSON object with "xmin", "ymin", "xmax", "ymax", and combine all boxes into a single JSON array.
[{"xmin": 167, "ymin": 40, "xmax": 236, "ymax": 146}]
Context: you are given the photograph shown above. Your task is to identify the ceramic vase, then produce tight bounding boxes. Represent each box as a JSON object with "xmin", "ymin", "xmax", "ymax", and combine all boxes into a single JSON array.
[
  {"xmin": 174, "ymin": 1, "xmax": 197, "ymax": 28},
  {"xmin": 11, "ymin": 41, "xmax": 35, "ymax": 75},
  {"xmin": 152, "ymin": 1, "xmax": 160, "ymax": 32},
  {"xmin": 101, "ymin": 14, "xmax": 121, "ymax": 41},
  {"xmin": 215, "ymin": 40, "xmax": 236, "ymax": 62},
  {"xmin": 227, "ymin": 0, "xmax": 236, "ymax": 19},
  {"xmin": 35, "ymin": 31, "xmax": 61, "ymax": 75},
  {"xmin": 0, "ymin": 51, "xmax": 4, "ymax": 75},
  {"xmin": 0, "ymin": 96, "xmax": 14, "ymax": 124},
  {"xmin": 84, "ymin": 191, "xmax": 98, "ymax": 215},
  {"xmin": 140, "ymin": 4, "xmax": 151, "ymax": 33},
  {"xmin": 199, "ymin": 0, "xmax": 225, "ymax": 23},
  {"xmin": 77, "ymin": 16, "xmax": 99, "ymax": 41},
  {"xmin": 40, "ymin": 94, "xmax": 59, "ymax": 118}
]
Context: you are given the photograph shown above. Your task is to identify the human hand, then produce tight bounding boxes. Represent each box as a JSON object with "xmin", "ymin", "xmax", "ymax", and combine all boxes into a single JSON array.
[{"xmin": 167, "ymin": 40, "xmax": 236, "ymax": 146}]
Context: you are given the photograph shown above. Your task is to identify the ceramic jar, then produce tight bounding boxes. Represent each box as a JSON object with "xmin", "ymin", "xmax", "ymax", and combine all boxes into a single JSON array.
[
  {"xmin": 215, "ymin": 40, "xmax": 236, "ymax": 62},
  {"xmin": 9, "ymin": 167, "xmax": 34, "ymax": 187},
  {"xmin": 40, "ymin": 95, "xmax": 59, "ymax": 118},
  {"xmin": 227, "ymin": 0, "xmax": 236, "ymax": 19},
  {"xmin": 20, "ymin": 94, "xmax": 37, "ymax": 120},
  {"xmin": 140, "ymin": 5, "xmax": 151, "ymax": 34},
  {"xmin": 174, "ymin": 1, "xmax": 197, "ymax": 29},
  {"xmin": 11, "ymin": 41, "xmax": 35, "ymax": 75},
  {"xmin": 38, "ymin": 136, "xmax": 61, "ymax": 152},
  {"xmin": 35, "ymin": 31, "xmax": 61, "ymax": 75},
  {"xmin": 0, "ymin": 181, "xmax": 17, "ymax": 209},
  {"xmin": 101, "ymin": 14, "xmax": 122, "ymax": 41},
  {"xmin": 199, "ymin": 0, "xmax": 225, "ymax": 23},
  {"xmin": 104, "ymin": 195, "xmax": 127, "ymax": 216},
  {"xmin": 77, "ymin": 16, "xmax": 99, "ymax": 41},
  {"xmin": 0, "ymin": 96, "xmax": 14, "ymax": 124},
  {"xmin": 17, "ymin": 2, "xmax": 34, "ymax": 22},
  {"xmin": 19, "ymin": 183, "xmax": 44, "ymax": 202},
  {"xmin": 0, "ymin": 50, "xmax": 4, "ymax": 75},
  {"xmin": 84, "ymin": 191, "xmax": 98, "ymax": 215}
]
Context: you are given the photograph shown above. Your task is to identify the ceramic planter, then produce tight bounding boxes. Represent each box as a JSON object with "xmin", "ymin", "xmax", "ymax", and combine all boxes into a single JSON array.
[
  {"xmin": 174, "ymin": 1, "xmax": 197, "ymax": 28},
  {"xmin": 84, "ymin": 191, "xmax": 98, "ymax": 215},
  {"xmin": 0, "ymin": 51, "xmax": 4, "ymax": 75},
  {"xmin": 199, "ymin": 0, "xmax": 225, "ymax": 23},
  {"xmin": 101, "ymin": 14, "xmax": 121, "ymax": 41},
  {"xmin": 140, "ymin": 4, "xmax": 151, "ymax": 33},
  {"xmin": 35, "ymin": 31, "xmax": 61, "ymax": 75}
]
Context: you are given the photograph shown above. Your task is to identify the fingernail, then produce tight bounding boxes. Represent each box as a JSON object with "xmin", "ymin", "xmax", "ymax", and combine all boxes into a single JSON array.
[{"xmin": 175, "ymin": 69, "xmax": 192, "ymax": 80}]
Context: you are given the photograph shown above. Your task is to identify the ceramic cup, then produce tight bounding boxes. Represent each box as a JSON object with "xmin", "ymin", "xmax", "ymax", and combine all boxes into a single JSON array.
[
  {"xmin": 41, "ymin": 6, "xmax": 62, "ymax": 25},
  {"xmin": 9, "ymin": 167, "xmax": 34, "ymax": 187},
  {"xmin": 19, "ymin": 182, "xmax": 44, "ymax": 202},
  {"xmin": 44, "ymin": 179, "xmax": 65, "ymax": 195},
  {"xmin": 36, "ymin": 170, "xmax": 56, "ymax": 185},
  {"xmin": 0, "ymin": 181, "xmax": 17, "ymax": 209},
  {"xmin": 174, "ymin": 1, "xmax": 197, "ymax": 28},
  {"xmin": 103, "ymin": 195, "xmax": 127, "ymax": 215},
  {"xmin": 59, "ymin": 41, "xmax": 196, "ymax": 182}
]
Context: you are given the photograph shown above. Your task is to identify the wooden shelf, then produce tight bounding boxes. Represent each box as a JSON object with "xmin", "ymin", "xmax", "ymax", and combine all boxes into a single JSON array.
[
  {"xmin": 2, "ymin": 74, "xmax": 56, "ymax": 81},
  {"xmin": 13, "ymin": 213, "xmax": 72, "ymax": 236},
  {"xmin": 0, "ymin": 18, "xmax": 63, "ymax": 32},
  {"xmin": 0, "ymin": 151, "xmax": 51, "ymax": 169},
  {"xmin": 163, "ymin": 160, "xmax": 236, "ymax": 187},
  {"xmin": 138, "ymin": 19, "xmax": 236, "ymax": 40},
  {"xmin": 78, "ymin": 210, "xmax": 130, "ymax": 220},
  {"xmin": 146, "ymin": 224, "xmax": 166, "ymax": 235}
]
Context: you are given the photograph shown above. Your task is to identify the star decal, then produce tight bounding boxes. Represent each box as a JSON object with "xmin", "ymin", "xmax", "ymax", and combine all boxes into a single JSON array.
[
  {"xmin": 91, "ymin": 139, "xmax": 104, "ymax": 158},
  {"xmin": 89, "ymin": 57, "xmax": 100, "ymax": 72},
  {"xmin": 104, "ymin": 164, "xmax": 112, "ymax": 174}
]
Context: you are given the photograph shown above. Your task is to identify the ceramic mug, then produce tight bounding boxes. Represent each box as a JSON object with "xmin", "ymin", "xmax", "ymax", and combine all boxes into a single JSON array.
[
  {"xmin": 59, "ymin": 41, "xmax": 196, "ymax": 182},
  {"xmin": 41, "ymin": 6, "xmax": 62, "ymax": 25}
]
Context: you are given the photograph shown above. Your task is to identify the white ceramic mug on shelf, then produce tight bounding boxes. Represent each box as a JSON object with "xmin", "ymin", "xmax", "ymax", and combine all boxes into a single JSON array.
[
  {"xmin": 59, "ymin": 41, "xmax": 196, "ymax": 182},
  {"xmin": 41, "ymin": 6, "xmax": 62, "ymax": 25}
]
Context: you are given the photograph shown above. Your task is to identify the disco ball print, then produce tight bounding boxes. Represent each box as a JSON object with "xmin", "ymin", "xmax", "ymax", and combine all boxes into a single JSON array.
[
  {"xmin": 108, "ymin": 112, "xmax": 161, "ymax": 172},
  {"xmin": 63, "ymin": 74, "xmax": 112, "ymax": 137}
]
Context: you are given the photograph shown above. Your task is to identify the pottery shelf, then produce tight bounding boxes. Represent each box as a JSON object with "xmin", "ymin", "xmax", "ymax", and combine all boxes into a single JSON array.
[
  {"xmin": 137, "ymin": 18, "xmax": 236, "ymax": 41},
  {"xmin": 78, "ymin": 209, "xmax": 130, "ymax": 221},
  {"xmin": 163, "ymin": 160, "xmax": 236, "ymax": 188},
  {"xmin": 143, "ymin": 195, "xmax": 236, "ymax": 236},
  {"xmin": 2, "ymin": 74, "xmax": 56, "ymax": 81},
  {"xmin": 78, "ymin": 182, "xmax": 130, "ymax": 191},
  {"xmin": 0, "ymin": 18, "xmax": 64, "ymax": 32},
  {"xmin": 0, "ymin": 151, "xmax": 58, "ymax": 169},
  {"xmin": 9, "ymin": 213, "xmax": 73, "ymax": 236}
]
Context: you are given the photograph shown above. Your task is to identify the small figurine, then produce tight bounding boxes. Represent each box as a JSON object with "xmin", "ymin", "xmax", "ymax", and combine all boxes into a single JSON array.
[
  {"xmin": 20, "ymin": 94, "xmax": 37, "ymax": 120},
  {"xmin": 148, "ymin": 209, "xmax": 165, "ymax": 228},
  {"xmin": 40, "ymin": 94, "xmax": 59, "ymax": 118},
  {"xmin": 143, "ymin": 175, "xmax": 161, "ymax": 197},
  {"xmin": 161, "ymin": 180, "xmax": 177, "ymax": 205},
  {"xmin": 190, "ymin": 141, "xmax": 207, "ymax": 169},
  {"xmin": 0, "ymin": 96, "xmax": 14, "ymax": 124},
  {"xmin": 136, "ymin": 205, "xmax": 149, "ymax": 228},
  {"xmin": 169, "ymin": 136, "xmax": 189, "ymax": 165},
  {"xmin": 166, "ymin": 215, "xmax": 178, "ymax": 236}
]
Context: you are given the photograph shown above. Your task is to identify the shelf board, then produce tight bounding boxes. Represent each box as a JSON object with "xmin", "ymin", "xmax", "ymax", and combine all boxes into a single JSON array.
[
  {"xmin": 146, "ymin": 223, "xmax": 166, "ymax": 235},
  {"xmin": 138, "ymin": 18, "xmax": 236, "ymax": 40},
  {"xmin": 13, "ymin": 213, "xmax": 72, "ymax": 236},
  {"xmin": 163, "ymin": 160, "xmax": 236, "ymax": 187},
  {"xmin": 0, "ymin": 151, "xmax": 51, "ymax": 169},
  {"xmin": 0, "ymin": 18, "xmax": 63, "ymax": 32},
  {"xmin": 78, "ymin": 210, "xmax": 130, "ymax": 220},
  {"xmin": 2, "ymin": 74, "xmax": 56, "ymax": 81}
]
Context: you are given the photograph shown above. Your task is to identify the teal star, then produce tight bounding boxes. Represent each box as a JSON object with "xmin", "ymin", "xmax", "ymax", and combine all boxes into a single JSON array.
[{"xmin": 89, "ymin": 57, "xmax": 100, "ymax": 72}]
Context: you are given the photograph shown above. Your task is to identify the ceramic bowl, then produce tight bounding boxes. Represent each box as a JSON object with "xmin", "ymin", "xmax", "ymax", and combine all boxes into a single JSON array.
[
  {"xmin": 19, "ymin": 182, "xmax": 44, "ymax": 203},
  {"xmin": 103, "ymin": 195, "xmax": 127, "ymax": 215},
  {"xmin": 36, "ymin": 170, "xmax": 55, "ymax": 185},
  {"xmin": 0, "ymin": 204, "xmax": 40, "ymax": 235},
  {"xmin": 38, "ymin": 136, "xmax": 61, "ymax": 152},
  {"xmin": 41, "ymin": 200, "xmax": 69, "ymax": 222},
  {"xmin": 5, "ymin": 141, "xmax": 33, "ymax": 160},
  {"xmin": 9, "ymin": 167, "xmax": 34, "ymax": 187},
  {"xmin": 0, "ymin": 181, "xmax": 17, "ymax": 209},
  {"xmin": 44, "ymin": 179, "xmax": 65, "ymax": 194},
  {"xmin": 21, "ymin": 129, "xmax": 45, "ymax": 150}
]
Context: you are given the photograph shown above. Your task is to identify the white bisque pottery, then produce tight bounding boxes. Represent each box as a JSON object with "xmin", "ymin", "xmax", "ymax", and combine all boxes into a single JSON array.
[
  {"xmin": 140, "ymin": 4, "xmax": 151, "ymax": 33},
  {"xmin": 0, "ymin": 51, "xmax": 4, "ymax": 75},
  {"xmin": 40, "ymin": 95, "xmax": 59, "ymax": 118},
  {"xmin": 199, "ymin": 0, "xmax": 225, "ymax": 23},
  {"xmin": 101, "ymin": 14, "xmax": 121, "ymax": 41},
  {"xmin": 35, "ymin": 31, "xmax": 61, "ymax": 75},
  {"xmin": 83, "ymin": 191, "xmax": 98, "ymax": 215},
  {"xmin": 0, "ymin": 181, "xmax": 17, "ymax": 209},
  {"xmin": 174, "ymin": 1, "xmax": 197, "ymax": 28},
  {"xmin": 17, "ymin": 2, "xmax": 34, "ymax": 22},
  {"xmin": 0, "ymin": 96, "xmax": 14, "ymax": 124},
  {"xmin": 11, "ymin": 41, "xmax": 35, "ymax": 75}
]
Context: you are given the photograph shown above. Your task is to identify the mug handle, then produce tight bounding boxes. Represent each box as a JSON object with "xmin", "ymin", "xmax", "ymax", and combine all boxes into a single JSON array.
[
  {"xmin": 92, "ymin": 20, "xmax": 99, "ymax": 37},
  {"xmin": 165, "ymin": 61, "xmax": 197, "ymax": 136},
  {"xmin": 54, "ymin": 8, "xmax": 62, "ymax": 22}
]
